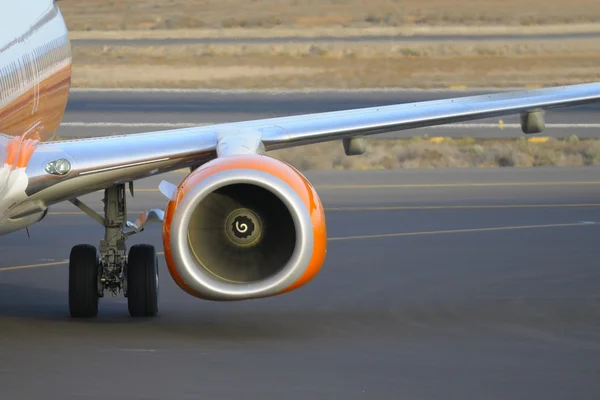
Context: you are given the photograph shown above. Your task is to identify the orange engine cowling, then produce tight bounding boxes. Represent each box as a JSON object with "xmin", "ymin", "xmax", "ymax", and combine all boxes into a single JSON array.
[{"xmin": 162, "ymin": 155, "xmax": 327, "ymax": 301}]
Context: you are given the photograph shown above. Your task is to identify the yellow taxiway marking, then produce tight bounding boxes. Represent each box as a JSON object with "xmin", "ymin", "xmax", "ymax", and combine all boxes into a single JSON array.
[
  {"xmin": 0, "ymin": 252, "xmax": 166, "ymax": 272},
  {"xmin": 317, "ymin": 181, "xmax": 600, "ymax": 190},
  {"xmin": 527, "ymin": 137, "xmax": 550, "ymax": 143},
  {"xmin": 0, "ymin": 223, "xmax": 595, "ymax": 272},
  {"xmin": 117, "ymin": 181, "xmax": 600, "ymax": 193},
  {"xmin": 325, "ymin": 203, "xmax": 600, "ymax": 211},
  {"xmin": 46, "ymin": 203, "xmax": 600, "ymax": 216},
  {"xmin": 0, "ymin": 260, "xmax": 71, "ymax": 272},
  {"xmin": 329, "ymin": 221, "xmax": 595, "ymax": 242}
]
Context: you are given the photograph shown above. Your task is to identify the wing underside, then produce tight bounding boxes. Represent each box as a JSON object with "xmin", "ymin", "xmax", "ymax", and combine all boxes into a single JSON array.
[{"xmin": 26, "ymin": 82, "xmax": 600, "ymax": 204}]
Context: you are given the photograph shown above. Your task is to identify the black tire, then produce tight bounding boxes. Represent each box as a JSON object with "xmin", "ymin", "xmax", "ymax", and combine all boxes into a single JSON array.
[
  {"xmin": 69, "ymin": 244, "xmax": 99, "ymax": 318},
  {"xmin": 127, "ymin": 244, "xmax": 159, "ymax": 317}
]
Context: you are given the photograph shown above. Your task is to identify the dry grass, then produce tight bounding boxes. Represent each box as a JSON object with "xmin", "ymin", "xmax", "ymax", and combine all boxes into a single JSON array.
[
  {"xmin": 72, "ymin": 64, "xmax": 325, "ymax": 88},
  {"xmin": 59, "ymin": 0, "xmax": 600, "ymax": 31},
  {"xmin": 74, "ymin": 39, "xmax": 600, "ymax": 60},
  {"xmin": 71, "ymin": 40, "xmax": 600, "ymax": 89},
  {"xmin": 270, "ymin": 137, "xmax": 600, "ymax": 170}
]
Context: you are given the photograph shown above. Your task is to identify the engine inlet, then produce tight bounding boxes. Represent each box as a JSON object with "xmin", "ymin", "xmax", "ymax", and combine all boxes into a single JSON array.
[{"xmin": 187, "ymin": 184, "xmax": 296, "ymax": 283}]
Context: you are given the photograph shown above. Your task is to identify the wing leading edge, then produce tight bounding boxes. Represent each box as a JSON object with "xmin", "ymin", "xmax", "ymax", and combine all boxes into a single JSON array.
[
  {"xmin": 257, "ymin": 82, "xmax": 600, "ymax": 149},
  {"xmin": 27, "ymin": 82, "xmax": 600, "ymax": 205}
]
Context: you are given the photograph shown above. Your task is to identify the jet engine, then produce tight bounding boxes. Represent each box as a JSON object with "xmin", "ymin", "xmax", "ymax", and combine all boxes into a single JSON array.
[{"xmin": 162, "ymin": 155, "xmax": 327, "ymax": 300}]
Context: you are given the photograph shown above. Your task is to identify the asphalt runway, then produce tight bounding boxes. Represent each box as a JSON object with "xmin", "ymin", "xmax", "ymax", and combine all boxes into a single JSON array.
[
  {"xmin": 2, "ymin": 167, "xmax": 600, "ymax": 399},
  {"xmin": 61, "ymin": 89, "xmax": 600, "ymax": 139},
  {"xmin": 71, "ymin": 30, "xmax": 600, "ymax": 46}
]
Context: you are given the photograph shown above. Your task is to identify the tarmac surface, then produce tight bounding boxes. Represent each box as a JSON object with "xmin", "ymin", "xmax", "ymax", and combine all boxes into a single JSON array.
[
  {"xmin": 61, "ymin": 89, "xmax": 600, "ymax": 139},
  {"xmin": 71, "ymin": 30, "xmax": 600, "ymax": 46},
  {"xmin": 2, "ymin": 167, "xmax": 600, "ymax": 399}
]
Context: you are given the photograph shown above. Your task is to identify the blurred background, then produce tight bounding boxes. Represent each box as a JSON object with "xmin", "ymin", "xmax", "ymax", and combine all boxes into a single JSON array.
[
  {"xmin": 58, "ymin": 0, "xmax": 600, "ymax": 170},
  {"xmin": 60, "ymin": 0, "xmax": 600, "ymax": 89}
]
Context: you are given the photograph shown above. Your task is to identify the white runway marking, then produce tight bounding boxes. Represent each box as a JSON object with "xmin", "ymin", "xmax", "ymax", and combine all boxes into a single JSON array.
[{"xmin": 329, "ymin": 221, "xmax": 597, "ymax": 242}]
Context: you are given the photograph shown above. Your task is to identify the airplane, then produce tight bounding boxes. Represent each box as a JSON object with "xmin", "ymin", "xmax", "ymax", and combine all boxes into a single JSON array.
[{"xmin": 2, "ymin": 0, "xmax": 600, "ymax": 318}]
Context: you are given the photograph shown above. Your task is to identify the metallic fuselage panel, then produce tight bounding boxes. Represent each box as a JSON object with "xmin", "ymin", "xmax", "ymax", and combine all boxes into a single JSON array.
[
  {"xmin": 0, "ymin": 0, "xmax": 71, "ymax": 142},
  {"xmin": 0, "ymin": 0, "xmax": 71, "ymax": 234}
]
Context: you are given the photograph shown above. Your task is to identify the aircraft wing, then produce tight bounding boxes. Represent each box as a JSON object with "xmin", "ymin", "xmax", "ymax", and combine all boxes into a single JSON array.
[
  {"xmin": 26, "ymin": 82, "xmax": 600, "ymax": 205},
  {"xmin": 259, "ymin": 82, "xmax": 600, "ymax": 150}
]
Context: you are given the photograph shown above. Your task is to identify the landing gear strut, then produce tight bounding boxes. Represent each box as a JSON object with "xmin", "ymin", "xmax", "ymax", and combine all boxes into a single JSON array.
[{"xmin": 68, "ymin": 184, "xmax": 159, "ymax": 318}]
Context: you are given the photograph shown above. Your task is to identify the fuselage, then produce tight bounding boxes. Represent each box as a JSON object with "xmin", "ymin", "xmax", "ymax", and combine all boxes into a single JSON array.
[
  {"xmin": 0, "ymin": 0, "xmax": 71, "ymax": 142},
  {"xmin": 0, "ymin": 0, "xmax": 71, "ymax": 234}
]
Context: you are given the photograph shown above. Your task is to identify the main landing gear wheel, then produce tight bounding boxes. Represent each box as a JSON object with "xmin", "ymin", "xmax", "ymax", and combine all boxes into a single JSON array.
[
  {"xmin": 68, "ymin": 184, "xmax": 162, "ymax": 318},
  {"xmin": 126, "ymin": 244, "xmax": 159, "ymax": 317},
  {"xmin": 68, "ymin": 244, "xmax": 100, "ymax": 318}
]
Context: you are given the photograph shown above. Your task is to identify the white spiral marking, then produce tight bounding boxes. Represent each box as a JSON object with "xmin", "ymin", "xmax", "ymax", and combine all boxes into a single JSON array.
[{"xmin": 236, "ymin": 221, "xmax": 248, "ymax": 233}]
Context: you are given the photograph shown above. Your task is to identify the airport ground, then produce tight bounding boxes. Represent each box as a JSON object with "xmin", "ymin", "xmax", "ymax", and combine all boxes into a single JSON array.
[
  {"xmin": 2, "ymin": 167, "xmax": 600, "ymax": 399},
  {"xmin": 3, "ymin": 91, "xmax": 600, "ymax": 397}
]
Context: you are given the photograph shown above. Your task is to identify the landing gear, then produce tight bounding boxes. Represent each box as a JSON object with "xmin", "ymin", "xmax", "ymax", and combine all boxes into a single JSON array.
[
  {"xmin": 68, "ymin": 244, "xmax": 99, "ymax": 318},
  {"xmin": 67, "ymin": 184, "xmax": 160, "ymax": 318},
  {"xmin": 127, "ymin": 244, "xmax": 159, "ymax": 317}
]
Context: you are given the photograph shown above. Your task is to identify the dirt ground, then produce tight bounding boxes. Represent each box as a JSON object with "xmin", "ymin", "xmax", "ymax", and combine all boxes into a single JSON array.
[
  {"xmin": 59, "ymin": 0, "xmax": 600, "ymax": 31},
  {"xmin": 71, "ymin": 40, "xmax": 600, "ymax": 89},
  {"xmin": 62, "ymin": 0, "xmax": 600, "ymax": 89},
  {"xmin": 270, "ymin": 137, "xmax": 600, "ymax": 170}
]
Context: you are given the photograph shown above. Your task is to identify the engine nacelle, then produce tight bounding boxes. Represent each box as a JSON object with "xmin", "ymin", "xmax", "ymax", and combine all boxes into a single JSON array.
[{"xmin": 163, "ymin": 155, "xmax": 327, "ymax": 301}]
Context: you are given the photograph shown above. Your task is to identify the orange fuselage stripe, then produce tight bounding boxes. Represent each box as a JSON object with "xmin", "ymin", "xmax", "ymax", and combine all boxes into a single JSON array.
[{"xmin": 0, "ymin": 64, "xmax": 71, "ymax": 143}]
